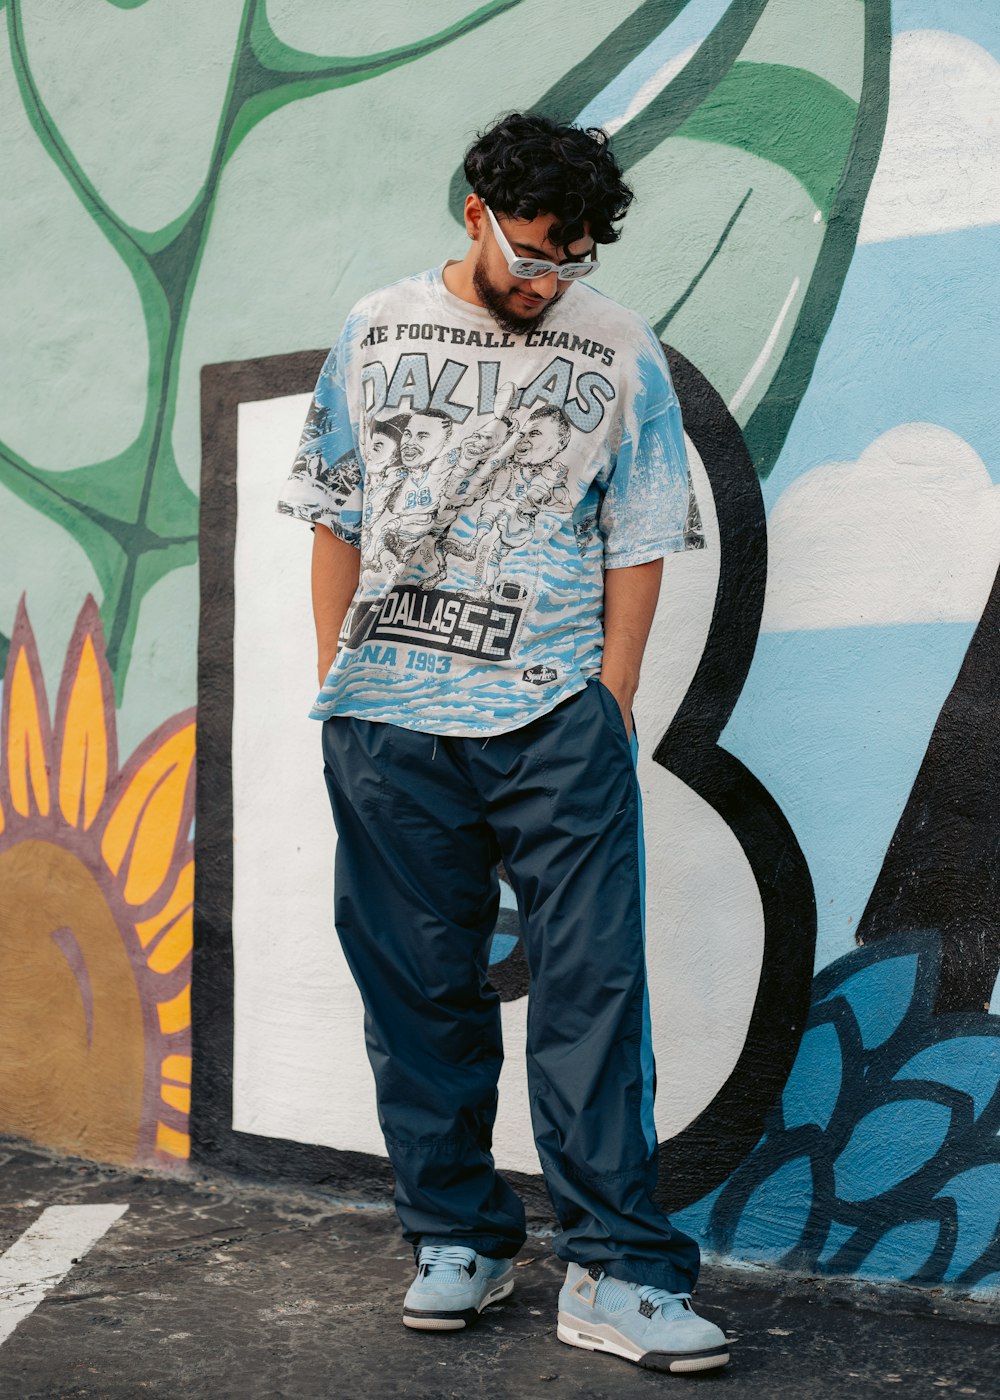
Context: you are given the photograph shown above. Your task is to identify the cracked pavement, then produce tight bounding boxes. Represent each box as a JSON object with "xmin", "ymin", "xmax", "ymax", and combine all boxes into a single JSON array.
[{"xmin": 0, "ymin": 1139, "xmax": 997, "ymax": 1399}]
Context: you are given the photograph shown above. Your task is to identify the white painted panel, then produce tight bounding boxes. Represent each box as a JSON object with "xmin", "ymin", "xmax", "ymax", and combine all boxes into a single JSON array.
[
  {"xmin": 635, "ymin": 440, "xmax": 764, "ymax": 1140},
  {"xmin": 232, "ymin": 398, "xmax": 761, "ymax": 1170},
  {"xmin": 232, "ymin": 394, "xmax": 384, "ymax": 1157}
]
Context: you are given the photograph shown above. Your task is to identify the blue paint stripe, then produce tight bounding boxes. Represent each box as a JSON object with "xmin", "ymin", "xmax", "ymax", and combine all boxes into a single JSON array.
[
  {"xmin": 632, "ymin": 727, "xmax": 658, "ymax": 1157},
  {"xmin": 575, "ymin": 0, "xmax": 731, "ymax": 130}
]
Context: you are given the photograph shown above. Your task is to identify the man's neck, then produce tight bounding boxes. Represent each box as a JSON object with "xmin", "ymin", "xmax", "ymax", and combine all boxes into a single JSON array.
[{"xmin": 442, "ymin": 253, "xmax": 484, "ymax": 307}]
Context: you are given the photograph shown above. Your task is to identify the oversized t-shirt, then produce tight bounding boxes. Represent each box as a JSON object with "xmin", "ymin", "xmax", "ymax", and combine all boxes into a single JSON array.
[{"xmin": 278, "ymin": 265, "xmax": 699, "ymax": 736}]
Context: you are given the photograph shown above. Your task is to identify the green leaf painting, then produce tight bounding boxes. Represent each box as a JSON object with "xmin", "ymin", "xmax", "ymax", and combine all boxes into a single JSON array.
[
  {"xmin": 537, "ymin": 0, "xmax": 890, "ymax": 475},
  {"xmin": 0, "ymin": 0, "xmax": 889, "ymax": 717}
]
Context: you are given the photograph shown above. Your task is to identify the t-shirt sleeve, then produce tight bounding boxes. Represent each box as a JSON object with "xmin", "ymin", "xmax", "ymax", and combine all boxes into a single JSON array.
[
  {"xmin": 598, "ymin": 330, "xmax": 697, "ymax": 569},
  {"xmin": 276, "ymin": 332, "xmax": 364, "ymax": 548}
]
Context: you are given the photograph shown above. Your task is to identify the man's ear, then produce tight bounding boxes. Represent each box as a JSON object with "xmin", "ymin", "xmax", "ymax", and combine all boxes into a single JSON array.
[{"xmin": 464, "ymin": 193, "xmax": 485, "ymax": 240}]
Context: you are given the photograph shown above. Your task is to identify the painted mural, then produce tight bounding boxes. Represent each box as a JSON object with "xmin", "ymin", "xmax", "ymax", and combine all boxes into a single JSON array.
[
  {"xmin": 0, "ymin": 598, "xmax": 193, "ymax": 1165},
  {"xmin": 2, "ymin": 0, "xmax": 999, "ymax": 1294},
  {"xmin": 675, "ymin": 935, "xmax": 1000, "ymax": 1291}
]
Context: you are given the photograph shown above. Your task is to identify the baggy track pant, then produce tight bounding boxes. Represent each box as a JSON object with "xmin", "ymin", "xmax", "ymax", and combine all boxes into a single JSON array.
[{"xmin": 322, "ymin": 677, "xmax": 699, "ymax": 1292}]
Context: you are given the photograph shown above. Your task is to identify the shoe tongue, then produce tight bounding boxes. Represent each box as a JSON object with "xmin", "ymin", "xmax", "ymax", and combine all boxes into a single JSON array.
[
  {"xmin": 421, "ymin": 1247, "xmax": 475, "ymax": 1281},
  {"xmin": 426, "ymin": 1262, "xmax": 463, "ymax": 1282}
]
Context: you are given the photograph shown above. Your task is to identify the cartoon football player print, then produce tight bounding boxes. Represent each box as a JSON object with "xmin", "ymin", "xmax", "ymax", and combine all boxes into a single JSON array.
[
  {"xmin": 454, "ymin": 383, "xmax": 523, "ymax": 474},
  {"xmin": 382, "ymin": 386, "xmax": 525, "ymax": 592},
  {"xmin": 358, "ymin": 414, "xmax": 407, "ymax": 582},
  {"xmin": 451, "ymin": 404, "xmax": 574, "ymax": 598},
  {"xmin": 361, "ymin": 409, "xmax": 461, "ymax": 585},
  {"xmin": 280, "ymin": 431, "xmax": 363, "ymax": 532}
]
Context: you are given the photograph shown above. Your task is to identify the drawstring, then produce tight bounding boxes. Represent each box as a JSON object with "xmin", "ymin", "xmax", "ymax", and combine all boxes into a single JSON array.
[{"xmin": 430, "ymin": 735, "xmax": 491, "ymax": 757}]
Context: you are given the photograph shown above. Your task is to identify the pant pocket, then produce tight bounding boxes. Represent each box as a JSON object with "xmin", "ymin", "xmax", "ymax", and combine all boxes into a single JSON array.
[
  {"xmin": 321, "ymin": 714, "xmax": 387, "ymax": 816},
  {"xmin": 590, "ymin": 677, "xmax": 631, "ymax": 745}
]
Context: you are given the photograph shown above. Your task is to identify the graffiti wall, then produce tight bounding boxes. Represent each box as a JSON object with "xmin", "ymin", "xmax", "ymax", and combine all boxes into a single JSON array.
[{"xmin": 2, "ymin": 0, "xmax": 998, "ymax": 1294}]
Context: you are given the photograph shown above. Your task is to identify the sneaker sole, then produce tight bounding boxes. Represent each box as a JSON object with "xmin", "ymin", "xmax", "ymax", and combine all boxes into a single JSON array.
[
  {"xmin": 403, "ymin": 1275, "xmax": 514, "ymax": 1331},
  {"xmin": 557, "ymin": 1314, "xmax": 730, "ymax": 1373}
]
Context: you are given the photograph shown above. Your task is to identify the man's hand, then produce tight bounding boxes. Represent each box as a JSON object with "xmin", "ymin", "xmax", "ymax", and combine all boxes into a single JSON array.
[{"xmin": 598, "ymin": 673, "xmax": 637, "ymax": 739}]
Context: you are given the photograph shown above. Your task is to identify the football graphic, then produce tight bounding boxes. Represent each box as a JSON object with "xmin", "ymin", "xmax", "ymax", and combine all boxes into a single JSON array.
[{"xmin": 495, "ymin": 578, "xmax": 528, "ymax": 602}]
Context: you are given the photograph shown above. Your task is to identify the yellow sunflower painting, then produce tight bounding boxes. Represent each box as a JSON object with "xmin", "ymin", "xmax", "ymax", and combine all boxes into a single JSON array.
[{"xmin": 0, "ymin": 597, "xmax": 194, "ymax": 1166}]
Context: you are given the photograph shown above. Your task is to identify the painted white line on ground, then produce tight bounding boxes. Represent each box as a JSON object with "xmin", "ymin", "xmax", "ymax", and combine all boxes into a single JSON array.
[{"xmin": 0, "ymin": 1204, "xmax": 129, "ymax": 1346}]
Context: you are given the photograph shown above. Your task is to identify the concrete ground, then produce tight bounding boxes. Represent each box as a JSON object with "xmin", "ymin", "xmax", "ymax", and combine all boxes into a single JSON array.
[{"xmin": 0, "ymin": 1140, "xmax": 996, "ymax": 1400}]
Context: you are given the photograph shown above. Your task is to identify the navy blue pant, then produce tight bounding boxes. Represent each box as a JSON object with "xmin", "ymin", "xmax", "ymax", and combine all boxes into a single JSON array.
[{"xmin": 321, "ymin": 678, "xmax": 699, "ymax": 1292}]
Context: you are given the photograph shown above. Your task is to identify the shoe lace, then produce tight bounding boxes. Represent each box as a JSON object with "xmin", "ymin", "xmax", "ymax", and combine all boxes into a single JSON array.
[
  {"xmin": 418, "ymin": 1245, "xmax": 477, "ymax": 1281},
  {"xmin": 636, "ymin": 1285, "xmax": 693, "ymax": 1316}
]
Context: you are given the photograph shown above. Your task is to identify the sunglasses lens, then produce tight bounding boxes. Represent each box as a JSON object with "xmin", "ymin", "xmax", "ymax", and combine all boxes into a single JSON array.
[
  {"xmin": 508, "ymin": 249, "xmax": 598, "ymax": 280},
  {"xmin": 559, "ymin": 262, "xmax": 597, "ymax": 280}
]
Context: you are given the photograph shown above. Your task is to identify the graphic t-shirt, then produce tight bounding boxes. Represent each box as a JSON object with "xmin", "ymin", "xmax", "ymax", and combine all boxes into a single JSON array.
[{"xmin": 278, "ymin": 266, "xmax": 699, "ymax": 736}]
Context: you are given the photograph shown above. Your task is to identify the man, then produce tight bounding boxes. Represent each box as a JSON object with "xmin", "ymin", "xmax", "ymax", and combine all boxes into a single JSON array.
[{"xmin": 278, "ymin": 112, "xmax": 729, "ymax": 1375}]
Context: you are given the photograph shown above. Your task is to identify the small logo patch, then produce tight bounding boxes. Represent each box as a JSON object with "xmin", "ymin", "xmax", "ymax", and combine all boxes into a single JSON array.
[{"xmin": 523, "ymin": 664, "xmax": 558, "ymax": 686}]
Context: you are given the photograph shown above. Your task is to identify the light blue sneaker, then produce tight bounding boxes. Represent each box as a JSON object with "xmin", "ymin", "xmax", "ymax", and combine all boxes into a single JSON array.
[
  {"xmin": 557, "ymin": 1263, "xmax": 730, "ymax": 1373},
  {"xmin": 403, "ymin": 1245, "xmax": 514, "ymax": 1330}
]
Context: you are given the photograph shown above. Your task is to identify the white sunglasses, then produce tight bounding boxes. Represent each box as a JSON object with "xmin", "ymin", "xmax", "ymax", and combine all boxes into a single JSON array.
[{"xmin": 483, "ymin": 202, "xmax": 599, "ymax": 281}]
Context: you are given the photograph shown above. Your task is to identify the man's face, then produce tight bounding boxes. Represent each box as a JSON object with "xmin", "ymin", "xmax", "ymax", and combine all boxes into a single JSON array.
[
  {"xmin": 368, "ymin": 429, "xmax": 399, "ymax": 467},
  {"xmin": 401, "ymin": 414, "xmax": 450, "ymax": 468},
  {"xmin": 515, "ymin": 413, "xmax": 564, "ymax": 467},
  {"xmin": 459, "ymin": 418, "xmax": 509, "ymax": 462},
  {"xmin": 473, "ymin": 206, "xmax": 594, "ymax": 336}
]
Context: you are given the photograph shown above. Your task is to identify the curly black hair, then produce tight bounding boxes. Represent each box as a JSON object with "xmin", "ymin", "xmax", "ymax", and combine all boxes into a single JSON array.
[{"xmin": 462, "ymin": 112, "xmax": 634, "ymax": 251}]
